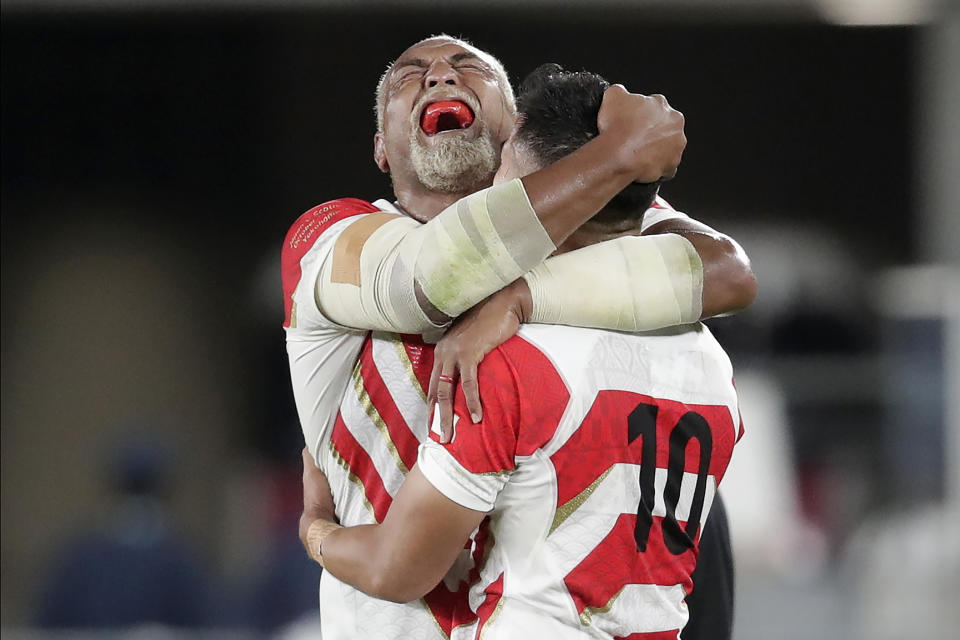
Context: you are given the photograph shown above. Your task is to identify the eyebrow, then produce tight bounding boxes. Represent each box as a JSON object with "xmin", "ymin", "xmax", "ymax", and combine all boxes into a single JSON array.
[
  {"xmin": 450, "ymin": 52, "xmax": 482, "ymax": 64},
  {"xmin": 393, "ymin": 51, "xmax": 486, "ymax": 73},
  {"xmin": 393, "ymin": 57, "xmax": 428, "ymax": 71}
]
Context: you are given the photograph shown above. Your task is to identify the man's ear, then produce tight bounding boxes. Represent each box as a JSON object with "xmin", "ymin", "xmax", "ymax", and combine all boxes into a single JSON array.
[{"xmin": 374, "ymin": 133, "xmax": 390, "ymax": 173}]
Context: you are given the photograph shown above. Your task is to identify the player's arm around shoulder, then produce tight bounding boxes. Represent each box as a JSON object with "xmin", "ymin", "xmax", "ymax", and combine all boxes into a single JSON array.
[
  {"xmin": 311, "ymin": 350, "xmax": 523, "ymax": 603},
  {"xmin": 313, "ymin": 464, "xmax": 487, "ymax": 603},
  {"xmin": 298, "ymin": 447, "xmax": 474, "ymax": 605}
]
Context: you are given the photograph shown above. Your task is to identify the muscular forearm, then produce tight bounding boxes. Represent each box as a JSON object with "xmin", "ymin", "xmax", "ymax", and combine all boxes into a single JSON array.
[
  {"xmin": 523, "ymin": 233, "xmax": 702, "ymax": 330},
  {"xmin": 522, "ymin": 132, "xmax": 641, "ymax": 247},
  {"xmin": 305, "ymin": 521, "xmax": 427, "ymax": 603},
  {"xmin": 301, "ymin": 466, "xmax": 481, "ymax": 603},
  {"xmin": 516, "ymin": 224, "xmax": 755, "ymax": 331}
]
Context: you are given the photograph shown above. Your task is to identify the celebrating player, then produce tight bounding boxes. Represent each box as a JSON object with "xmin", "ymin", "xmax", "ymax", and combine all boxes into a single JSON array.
[
  {"xmin": 300, "ymin": 64, "xmax": 744, "ymax": 639},
  {"xmin": 285, "ymin": 36, "xmax": 754, "ymax": 638}
]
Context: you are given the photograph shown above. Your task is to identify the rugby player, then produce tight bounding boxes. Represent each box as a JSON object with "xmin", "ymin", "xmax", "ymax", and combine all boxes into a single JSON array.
[
  {"xmin": 286, "ymin": 36, "xmax": 754, "ymax": 638},
  {"xmin": 300, "ymin": 64, "xmax": 745, "ymax": 639}
]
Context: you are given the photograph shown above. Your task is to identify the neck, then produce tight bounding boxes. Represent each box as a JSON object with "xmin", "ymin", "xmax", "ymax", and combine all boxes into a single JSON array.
[{"xmin": 391, "ymin": 177, "xmax": 492, "ymax": 222}]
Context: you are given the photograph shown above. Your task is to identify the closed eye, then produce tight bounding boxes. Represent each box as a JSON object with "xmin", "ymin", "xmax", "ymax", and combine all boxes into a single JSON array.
[
  {"xmin": 399, "ymin": 70, "xmax": 424, "ymax": 82},
  {"xmin": 457, "ymin": 63, "xmax": 490, "ymax": 75}
]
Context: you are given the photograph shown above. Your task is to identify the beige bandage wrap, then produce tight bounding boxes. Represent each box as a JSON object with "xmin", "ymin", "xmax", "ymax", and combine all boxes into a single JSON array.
[
  {"xmin": 410, "ymin": 178, "xmax": 554, "ymax": 317},
  {"xmin": 318, "ymin": 213, "xmax": 432, "ymax": 331},
  {"xmin": 523, "ymin": 233, "xmax": 704, "ymax": 331},
  {"xmin": 306, "ymin": 518, "xmax": 343, "ymax": 567},
  {"xmin": 317, "ymin": 179, "xmax": 555, "ymax": 331}
]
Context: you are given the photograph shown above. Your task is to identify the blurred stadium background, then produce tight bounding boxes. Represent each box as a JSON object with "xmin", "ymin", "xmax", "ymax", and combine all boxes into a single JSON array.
[{"xmin": 2, "ymin": 1, "xmax": 957, "ymax": 638}]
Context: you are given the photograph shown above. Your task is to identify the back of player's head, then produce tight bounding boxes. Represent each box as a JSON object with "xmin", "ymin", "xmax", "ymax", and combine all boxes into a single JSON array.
[{"xmin": 514, "ymin": 64, "xmax": 660, "ymax": 228}]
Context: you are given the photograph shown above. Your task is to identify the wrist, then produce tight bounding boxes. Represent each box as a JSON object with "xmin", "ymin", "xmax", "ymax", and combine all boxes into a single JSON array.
[
  {"xmin": 508, "ymin": 278, "xmax": 533, "ymax": 323},
  {"xmin": 306, "ymin": 518, "xmax": 343, "ymax": 566},
  {"xmin": 591, "ymin": 131, "xmax": 641, "ymax": 182}
]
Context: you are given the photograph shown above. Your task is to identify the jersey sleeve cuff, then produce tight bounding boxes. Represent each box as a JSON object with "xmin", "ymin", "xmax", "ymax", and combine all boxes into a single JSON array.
[
  {"xmin": 640, "ymin": 198, "xmax": 689, "ymax": 232},
  {"xmin": 417, "ymin": 441, "xmax": 504, "ymax": 513}
]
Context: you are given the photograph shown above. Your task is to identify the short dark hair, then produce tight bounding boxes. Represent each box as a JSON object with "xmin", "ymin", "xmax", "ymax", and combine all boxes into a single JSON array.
[{"xmin": 514, "ymin": 64, "xmax": 660, "ymax": 228}]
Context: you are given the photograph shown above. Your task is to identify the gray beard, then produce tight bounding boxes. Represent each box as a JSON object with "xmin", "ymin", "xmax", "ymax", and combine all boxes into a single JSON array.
[{"xmin": 409, "ymin": 128, "xmax": 499, "ymax": 194}]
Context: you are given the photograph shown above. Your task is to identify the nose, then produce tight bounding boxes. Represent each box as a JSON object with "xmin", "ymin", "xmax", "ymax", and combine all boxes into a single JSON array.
[{"xmin": 424, "ymin": 61, "xmax": 459, "ymax": 89}]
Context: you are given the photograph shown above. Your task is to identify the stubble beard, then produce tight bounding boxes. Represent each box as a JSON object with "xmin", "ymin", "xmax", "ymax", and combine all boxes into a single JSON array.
[{"xmin": 408, "ymin": 126, "xmax": 499, "ymax": 195}]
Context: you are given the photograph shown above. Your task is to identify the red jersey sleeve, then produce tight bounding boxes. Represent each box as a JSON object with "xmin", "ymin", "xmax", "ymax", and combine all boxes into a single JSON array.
[
  {"xmin": 281, "ymin": 197, "xmax": 380, "ymax": 328},
  {"xmin": 433, "ymin": 347, "xmax": 522, "ymax": 474},
  {"xmin": 417, "ymin": 336, "xmax": 571, "ymax": 512}
]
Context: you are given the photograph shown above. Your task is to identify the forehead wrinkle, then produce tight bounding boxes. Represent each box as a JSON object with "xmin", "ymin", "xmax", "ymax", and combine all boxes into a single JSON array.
[{"xmin": 394, "ymin": 50, "xmax": 481, "ymax": 76}]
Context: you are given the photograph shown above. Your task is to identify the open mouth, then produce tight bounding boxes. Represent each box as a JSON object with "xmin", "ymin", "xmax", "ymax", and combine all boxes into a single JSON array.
[{"xmin": 419, "ymin": 100, "xmax": 475, "ymax": 135}]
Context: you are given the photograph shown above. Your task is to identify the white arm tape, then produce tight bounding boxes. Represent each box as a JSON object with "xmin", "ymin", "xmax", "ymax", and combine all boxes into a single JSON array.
[
  {"xmin": 412, "ymin": 178, "xmax": 554, "ymax": 316},
  {"xmin": 523, "ymin": 233, "xmax": 704, "ymax": 331},
  {"xmin": 317, "ymin": 179, "xmax": 555, "ymax": 331}
]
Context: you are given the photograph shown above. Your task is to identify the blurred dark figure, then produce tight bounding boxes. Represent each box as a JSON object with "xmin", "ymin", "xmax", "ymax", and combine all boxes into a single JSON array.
[
  {"xmin": 36, "ymin": 437, "xmax": 209, "ymax": 629},
  {"xmin": 681, "ymin": 494, "xmax": 735, "ymax": 640},
  {"xmin": 244, "ymin": 464, "xmax": 322, "ymax": 633}
]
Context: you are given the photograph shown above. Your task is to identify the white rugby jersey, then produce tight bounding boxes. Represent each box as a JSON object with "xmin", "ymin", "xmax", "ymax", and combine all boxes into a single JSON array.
[
  {"xmin": 282, "ymin": 194, "xmax": 691, "ymax": 639},
  {"xmin": 417, "ymin": 322, "xmax": 742, "ymax": 640}
]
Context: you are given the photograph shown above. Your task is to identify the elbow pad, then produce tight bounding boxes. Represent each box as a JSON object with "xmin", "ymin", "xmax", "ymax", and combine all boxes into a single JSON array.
[{"xmin": 523, "ymin": 233, "xmax": 704, "ymax": 331}]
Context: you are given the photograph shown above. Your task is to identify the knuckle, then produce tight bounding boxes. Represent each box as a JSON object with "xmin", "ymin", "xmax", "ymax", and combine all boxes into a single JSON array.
[{"xmin": 606, "ymin": 84, "xmax": 627, "ymax": 98}]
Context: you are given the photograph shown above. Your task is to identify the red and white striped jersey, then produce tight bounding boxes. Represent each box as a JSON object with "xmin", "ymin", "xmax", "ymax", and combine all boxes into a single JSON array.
[
  {"xmin": 283, "ymin": 196, "xmax": 473, "ymax": 640},
  {"xmin": 417, "ymin": 322, "xmax": 742, "ymax": 640},
  {"xmin": 282, "ymin": 193, "xmax": 692, "ymax": 639},
  {"xmin": 316, "ymin": 331, "xmax": 479, "ymax": 639}
]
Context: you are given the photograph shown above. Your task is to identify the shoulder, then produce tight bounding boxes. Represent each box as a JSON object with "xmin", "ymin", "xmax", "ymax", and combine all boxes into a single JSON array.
[
  {"xmin": 640, "ymin": 194, "xmax": 689, "ymax": 231},
  {"xmin": 482, "ymin": 332, "xmax": 572, "ymax": 454},
  {"xmin": 283, "ymin": 198, "xmax": 382, "ymax": 258},
  {"xmin": 511, "ymin": 324, "xmax": 604, "ymax": 385},
  {"xmin": 281, "ymin": 198, "xmax": 381, "ymax": 328},
  {"xmin": 474, "ymin": 332, "xmax": 569, "ymax": 401}
]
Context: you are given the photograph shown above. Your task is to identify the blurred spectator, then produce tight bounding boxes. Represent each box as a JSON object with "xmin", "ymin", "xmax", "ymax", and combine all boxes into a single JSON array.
[
  {"xmin": 243, "ymin": 464, "xmax": 322, "ymax": 634},
  {"xmin": 35, "ymin": 437, "xmax": 210, "ymax": 629}
]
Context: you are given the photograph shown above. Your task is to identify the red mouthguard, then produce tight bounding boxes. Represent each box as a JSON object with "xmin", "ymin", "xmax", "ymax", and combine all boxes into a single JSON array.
[{"xmin": 420, "ymin": 101, "xmax": 475, "ymax": 135}]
